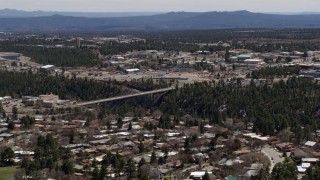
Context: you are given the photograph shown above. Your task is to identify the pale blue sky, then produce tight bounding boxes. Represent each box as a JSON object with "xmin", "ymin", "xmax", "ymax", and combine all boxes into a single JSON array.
[{"xmin": 1, "ymin": 0, "xmax": 320, "ymax": 12}]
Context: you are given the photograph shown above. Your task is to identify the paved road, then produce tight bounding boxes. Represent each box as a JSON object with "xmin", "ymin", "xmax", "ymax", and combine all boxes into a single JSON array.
[
  {"xmin": 262, "ymin": 146, "xmax": 285, "ymax": 171},
  {"xmin": 74, "ymin": 87, "xmax": 175, "ymax": 106}
]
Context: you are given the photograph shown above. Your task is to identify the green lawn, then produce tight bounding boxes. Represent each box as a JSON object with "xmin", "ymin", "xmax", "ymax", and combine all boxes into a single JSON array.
[{"xmin": 0, "ymin": 166, "xmax": 17, "ymax": 180}]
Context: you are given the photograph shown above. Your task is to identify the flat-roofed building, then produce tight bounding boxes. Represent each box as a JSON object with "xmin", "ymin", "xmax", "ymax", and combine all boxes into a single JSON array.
[
  {"xmin": 125, "ymin": 68, "xmax": 140, "ymax": 73},
  {"xmin": 243, "ymin": 59, "xmax": 265, "ymax": 64},
  {"xmin": 40, "ymin": 65, "xmax": 55, "ymax": 72}
]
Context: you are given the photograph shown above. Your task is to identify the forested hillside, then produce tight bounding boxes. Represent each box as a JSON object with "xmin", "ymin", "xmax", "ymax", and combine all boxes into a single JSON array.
[
  {"xmin": 0, "ymin": 43, "xmax": 99, "ymax": 67},
  {"xmin": 160, "ymin": 77, "xmax": 320, "ymax": 143},
  {"xmin": 1, "ymin": 11, "xmax": 320, "ymax": 31},
  {"xmin": 248, "ymin": 66, "xmax": 301, "ymax": 79},
  {"xmin": 0, "ymin": 71, "xmax": 170, "ymax": 100}
]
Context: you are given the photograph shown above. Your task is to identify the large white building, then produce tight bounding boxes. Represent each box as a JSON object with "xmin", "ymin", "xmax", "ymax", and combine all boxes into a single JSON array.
[
  {"xmin": 243, "ymin": 59, "xmax": 265, "ymax": 65},
  {"xmin": 40, "ymin": 65, "xmax": 55, "ymax": 72},
  {"xmin": 125, "ymin": 68, "xmax": 140, "ymax": 73}
]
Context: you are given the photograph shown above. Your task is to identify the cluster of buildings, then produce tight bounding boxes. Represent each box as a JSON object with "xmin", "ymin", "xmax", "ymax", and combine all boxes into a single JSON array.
[
  {"xmin": 0, "ymin": 96, "xmax": 12, "ymax": 103},
  {"xmin": 3, "ymin": 33, "xmax": 320, "ymax": 179},
  {"xmin": 0, "ymin": 114, "xmax": 267, "ymax": 179},
  {"xmin": 106, "ymin": 48, "xmax": 312, "ymax": 74},
  {"xmin": 22, "ymin": 94, "xmax": 71, "ymax": 108},
  {"xmin": 92, "ymin": 35, "xmax": 146, "ymax": 44},
  {"xmin": 1, "ymin": 91, "xmax": 320, "ymax": 179}
]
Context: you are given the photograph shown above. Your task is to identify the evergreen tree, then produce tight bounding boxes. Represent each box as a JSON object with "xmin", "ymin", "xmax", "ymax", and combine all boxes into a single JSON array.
[
  {"xmin": 12, "ymin": 106, "xmax": 18, "ymax": 120},
  {"xmin": 7, "ymin": 121, "xmax": 14, "ymax": 130},
  {"xmin": 128, "ymin": 122, "xmax": 132, "ymax": 131},
  {"xmin": 158, "ymin": 156, "xmax": 166, "ymax": 164},
  {"xmin": 106, "ymin": 120, "xmax": 111, "ymax": 129},
  {"xmin": 256, "ymin": 167, "xmax": 270, "ymax": 180},
  {"xmin": 303, "ymin": 162, "xmax": 320, "ymax": 180},
  {"xmin": 20, "ymin": 115, "xmax": 35, "ymax": 129},
  {"xmin": 126, "ymin": 157, "xmax": 136, "ymax": 178},
  {"xmin": 271, "ymin": 158, "xmax": 297, "ymax": 180},
  {"xmin": 2, "ymin": 111, "xmax": 6, "ymax": 119},
  {"xmin": 225, "ymin": 48, "xmax": 230, "ymax": 62},
  {"xmin": 117, "ymin": 117, "xmax": 123, "ymax": 128},
  {"xmin": 150, "ymin": 151, "xmax": 157, "ymax": 164},
  {"xmin": 209, "ymin": 138, "xmax": 216, "ymax": 150},
  {"xmin": 199, "ymin": 122, "xmax": 205, "ymax": 134},
  {"xmin": 138, "ymin": 158, "xmax": 146, "ymax": 168},
  {"xmin": 202, "ymin": 171, "xmax": 210, "ymax": 180},
  {"xmin": 184, "ymin": 137, "xmax": 190, "ymax": 153},
  {"xmin": 61, "ymin": 160, "xmax": 74, "ymax": 174},
  {"xmin": 92, "ymin": 166, "xmax": 100, "ymax": 180},
  {"xmin": 99, "ymin": 164, "xmax": 107, "ymax": 180},
  {"xmin": 138, "ymin": 141, "xmax": 145, "ymax": 153},
  {"xmin": 0, "ymin": 147, "xmax": 14, "ymax": 165}
]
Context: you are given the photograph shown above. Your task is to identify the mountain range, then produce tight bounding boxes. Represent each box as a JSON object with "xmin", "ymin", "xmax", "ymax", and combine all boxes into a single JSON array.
[
  {"xmin": 0, "ymin": 8, "xmax": 162, "ymax": 18},
  {"xmin": 1, "ymin": 10, "xmax": 320, "ymax": 32}
]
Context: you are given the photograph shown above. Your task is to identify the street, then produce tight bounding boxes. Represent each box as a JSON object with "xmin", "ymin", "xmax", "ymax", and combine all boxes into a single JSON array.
[{"xmin": 262, "ymin": 145, "xmax": 285, "ymax": 171}]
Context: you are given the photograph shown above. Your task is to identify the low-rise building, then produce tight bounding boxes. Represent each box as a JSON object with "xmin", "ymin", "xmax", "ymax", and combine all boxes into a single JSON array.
[{"xmin": 40, "ymin": 65, "xmax": 55, "ymax": 72}]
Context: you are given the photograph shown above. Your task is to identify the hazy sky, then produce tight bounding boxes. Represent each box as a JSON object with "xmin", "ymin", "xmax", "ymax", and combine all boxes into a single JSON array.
[{"xmin": 1, "ymin": 0, "xmax": 320, "ymax": 12}]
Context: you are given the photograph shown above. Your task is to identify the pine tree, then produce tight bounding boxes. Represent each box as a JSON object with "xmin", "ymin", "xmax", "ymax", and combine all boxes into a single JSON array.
[
  {"xmin": 128, "ymin": 122, "xmax": 132, "ymax": 131},
  {"xmin": 202, "ymin": 171, "xmax": 210, "ymax": 180},
  {"xmin": 126, "ymin": 157, "xmax": 136, "ymax": 178},
  {"xmin": 138, "ymin": 141, "xmax": 145, "ymax": 153},
  {"xmin": 150, "ymin": 151, "xmax": 157, "ymax": 164},
  {"xmin": 117, "ymin": 117, "xmax": 123, "ymax": 128}
]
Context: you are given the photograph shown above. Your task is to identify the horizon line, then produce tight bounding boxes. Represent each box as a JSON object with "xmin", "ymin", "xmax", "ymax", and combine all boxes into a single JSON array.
[{"xmin": 1, "ymin": 8, "xmax": 320, "ymax": 14}]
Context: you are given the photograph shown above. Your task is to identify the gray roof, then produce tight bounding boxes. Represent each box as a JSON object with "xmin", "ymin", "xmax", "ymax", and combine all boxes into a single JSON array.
[{"xmin": 0, "ymin": 133, "xmax": 13, "ymax": 137}]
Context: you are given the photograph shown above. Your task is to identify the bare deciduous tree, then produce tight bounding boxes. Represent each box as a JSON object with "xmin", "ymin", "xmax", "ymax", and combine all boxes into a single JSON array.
[
  {"xmin": 252, "ymin": 139, "xmax": 266, "ymax": 152},
  {"xmin": 277, "ymin": 129, "xmax": 292, "ymax": 142}
]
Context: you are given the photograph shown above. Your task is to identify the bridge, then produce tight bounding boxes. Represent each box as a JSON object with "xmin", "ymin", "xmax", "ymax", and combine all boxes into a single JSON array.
[{"xmin": 74, "ymin": 87, "xmax": 175, "ymax": 106}]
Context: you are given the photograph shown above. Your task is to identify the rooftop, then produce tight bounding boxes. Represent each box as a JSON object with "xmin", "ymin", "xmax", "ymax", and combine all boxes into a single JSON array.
[
  {"xmin": 304, "ymin": 141, "xmax": 317, "ymax": 147},
  {"xmin": 41, "ymin": 65, "xmax": 55, "ymax": 69}
]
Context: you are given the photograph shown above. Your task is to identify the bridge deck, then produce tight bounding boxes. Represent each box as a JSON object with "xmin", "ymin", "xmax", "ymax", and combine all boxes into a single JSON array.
[{"xmin": 74, "ymin": 87, "xmax": 175, "ymax": 106}]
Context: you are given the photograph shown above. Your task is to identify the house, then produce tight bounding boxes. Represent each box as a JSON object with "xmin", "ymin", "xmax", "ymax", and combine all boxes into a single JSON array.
[
  {"xmin": 297, "ymin": 162, "xmax": 311, "ymax": 173},
  {"xmin": 149, "ymin": 167, "xmax": 163, "ymax": 180},
  {"xmin": 291, "ymin": 149, "xmax": 311, "ymax": 158},
  {"xmin": 302, "ymin": 158, "xmax": 319, "ymax": 164},
  {"xmin": 0, "ymin": 133, "xmax": 14, "ymax": 138},
  {"xmin": 224, "ymin": 175, "xmax": 244, "ymax": 180},
  {"xmin": 297, "ymin": 165, "xmax": 307, "ymax": 173},
  {"xmin": 304, "ymin": 141, "xmax": 317, "ymax": 147},
  {"xmin": 244, "ymin": 163, "xmax": 263, "ymax": 177},
  {"xmin": 193, "ymin": 153, "xmax": 209, "ymax": 161},
  {"xmin": 190, "ymin": 171, "xmax": 212, "ymax": 180},
  {"xmin": 276, "ymin": 143, "xmax": 295, "ymax": 152}
]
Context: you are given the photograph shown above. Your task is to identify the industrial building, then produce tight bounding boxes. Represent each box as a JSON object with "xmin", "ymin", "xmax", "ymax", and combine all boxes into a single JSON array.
[
  {"xmin": 229, "ymin": 54, "xmax": 252, "ymax": 62},
  {"xmin": 22, "ymin": 94, "xmax": 62, "ymax": 108},
  {"xmin": 237, "ymin": 54, "xmax": 252, "ymax": 61}
]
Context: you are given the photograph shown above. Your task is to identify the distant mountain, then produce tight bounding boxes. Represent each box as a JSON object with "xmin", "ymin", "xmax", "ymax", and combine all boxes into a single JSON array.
[
  {"xmin": 0, "ymin": 8, "xmax": 162, "ymax": 18},
  {"xmin": 1, "ymin": 10, "xmax": 320, "ymax": 32},
  {"xmin": 300, "ymin": 12, "xmax": 320, "ymax": 15}
]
